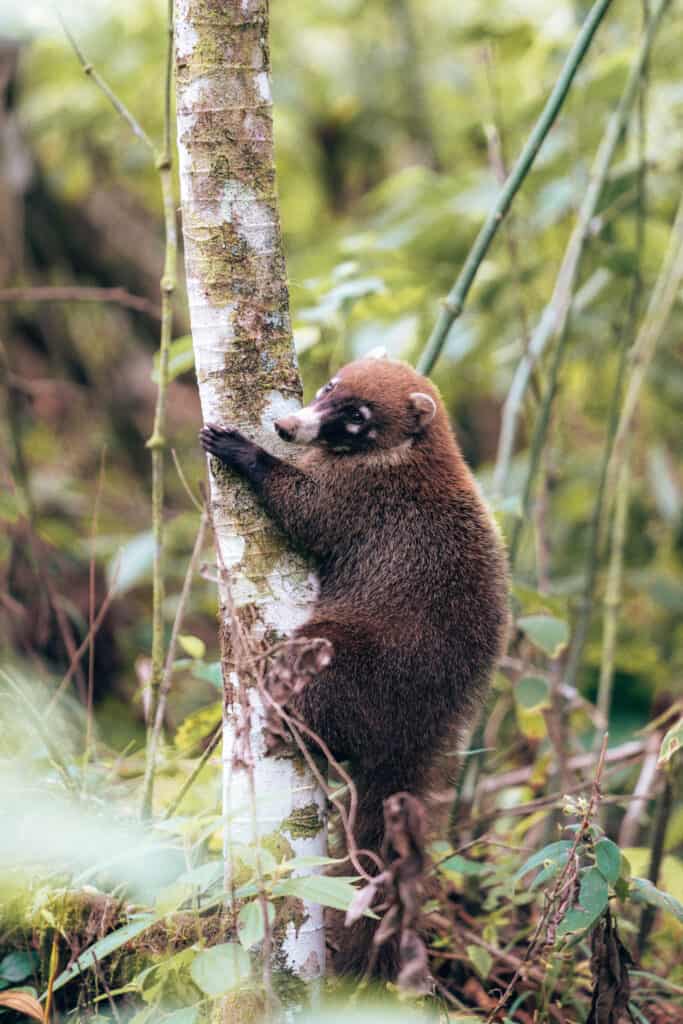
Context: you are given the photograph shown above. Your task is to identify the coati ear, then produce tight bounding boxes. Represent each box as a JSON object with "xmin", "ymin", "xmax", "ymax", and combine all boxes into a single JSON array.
[
  {"xmin": 408, "ymin": 392, "xmax": 436, "ymax": 433},
  {"xmin": 365, "ymin": 346, "xmax": 389, "ymax": 360}
]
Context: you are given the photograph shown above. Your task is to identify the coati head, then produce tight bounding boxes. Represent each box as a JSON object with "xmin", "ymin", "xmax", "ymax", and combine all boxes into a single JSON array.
[{"xmin": 274, "ymin": 355, "xmax": 442, "ymax": 456}]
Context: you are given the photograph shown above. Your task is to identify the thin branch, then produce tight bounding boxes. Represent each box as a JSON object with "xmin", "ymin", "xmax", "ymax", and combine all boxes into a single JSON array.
[
  {"xmin": 416, "ymin": 0, "xmax": 615, "ymax": 375},
  {"xmin": 0, "ymin": 286, "xmax": 161, "ymax": 319},
  {"xmin": 604, "ymin": 186, "xmax": 683, "ymax": 521},
  {"xmin": 594, "ymin": 453, "xmax": 630, "ymax": 752},
  {"xmin": 140, "ymin": 509, "xmax": 209, "ymax": 817},
  {"xmin": 618, "ymin": 728, "xmax": 661, "ymax": 848},
  {"xmin": 85, "ymin": 449, "xmax": 106, "ymax": 768},
  {"xmin": 143, "ymin": 0, "xmax": 178, "ymax": 818},
  {"xmin": 162, "ymin": 726, "xmax": 222, "ymax": 820},
  {"xmin": 54, "ymin": 8, "xmax": 155, "ymax": 151},
  {"xmin": 44, "ymin": 561, "xmax": 120, "ymax": 715},
  {"xmin": 493, "ymin": 0, "xmax": 670, "ymax": 500}
]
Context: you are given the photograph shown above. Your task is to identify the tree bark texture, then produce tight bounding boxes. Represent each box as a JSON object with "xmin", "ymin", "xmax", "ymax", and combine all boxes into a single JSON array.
[{"xmin": 174, "ymin": 0, "xmax": 326, "ymax": 982}]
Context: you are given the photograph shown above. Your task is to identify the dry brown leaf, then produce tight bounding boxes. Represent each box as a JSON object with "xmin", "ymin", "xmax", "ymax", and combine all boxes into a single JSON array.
[{"xmin": 0, "ymin": 990, "xmax": 46, "ymax": 1023}]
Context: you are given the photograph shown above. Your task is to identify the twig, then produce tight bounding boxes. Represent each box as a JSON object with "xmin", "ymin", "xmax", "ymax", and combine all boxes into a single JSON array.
[
  {"xmin": 477, "ymin": 738, "xmax": 646, "ymax": 796},
  {"xmin": 92, "ymin": 952, "xmax": 122, "ymax": 1024},
  {"xmin": 604, "ymin": 186, "xmax": 683, "ymax": 523},
  {"xmin": 162, "ymin": 726, "xmax": 222, "ymax": 820},
  {"xmin": 594, "ymin": 454, "xmax": 630, "ymax": 753},
  {"xmin": 0, "ymin": 286, "xmax": 161, "ymax": 319},
  {"xmin": 416, "ymin": 0, "xmax": 614, "ymax": 375},
  {"xmin": 494, "ymin": 0, "xmax": 670, "ymax": 502},
  {"xmin": 485, "ymin": 734, "xmax": 609, "ymax": 1021},
  {"xmin": 140, "ymin": 508, "xmax": 209, "ymax": 817},
  {"xmin": 143, "ymin": 0, "xmax": 178, "ymax": 817},
  {"xmin": 44, "ymin": 561, "xmax": 120, "ymax": 715},
  {"xmin": 54, "ymin": 8, "xmax": 154, "ymax": 151},
  {"xmin": 563, "ymin": 3, "xmax": 651, "ymax": 690},
  {"xmin": 171, "ymin": 448, "xmax": 204, "ymax": 513},
  {"xmin": 636, "ymin": 775, "xmax": 674, "ymax": 955},
  {"xmin": 618, "ymin": 729, "xmax": 661, "ymax": 848},
  {"xmin": 85, "ymin": 449, "xmax": 106, "ymax": 768}
]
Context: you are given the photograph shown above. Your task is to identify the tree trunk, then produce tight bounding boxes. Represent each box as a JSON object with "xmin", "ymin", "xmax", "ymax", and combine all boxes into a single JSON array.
[{"xmin": 174, "ymin": 0, "xmax": 326, "ymax": 989}]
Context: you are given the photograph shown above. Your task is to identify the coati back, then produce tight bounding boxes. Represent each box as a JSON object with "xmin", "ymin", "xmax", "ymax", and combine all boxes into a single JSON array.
[{"xmin": 200, "ymin": 355, "xmax": 509, "ymax": 975}]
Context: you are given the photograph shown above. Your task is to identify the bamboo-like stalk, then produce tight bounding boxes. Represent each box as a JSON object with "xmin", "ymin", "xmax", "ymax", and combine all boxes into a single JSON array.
[
  {"xmin": 144, "ymin": 0, "xmax": 178, "ymax": 815},
  {"xmin": 140, "ymin": 509, "xmax": 208, "ymax": 815},
  {"xmin": 594, "ymin": 454, "xmax": 630, "ymax": 749},
  {"xmin": 604, "ymin": 189, "xmax": 683, "ymax": 525},
  {"xmin": 563, "ymin": 28, "xmax": 651, "ymax": 691},
  {"xmin": 416, "ymin": 0, "xmax": 614, "ymax": 376},
  {"xmin": 505, "ymin": 3, "xmax": 670, "ymax": 568},
  {"xmin": 493, "ymin": 0, "xmax": 670, "ymax": 502}
]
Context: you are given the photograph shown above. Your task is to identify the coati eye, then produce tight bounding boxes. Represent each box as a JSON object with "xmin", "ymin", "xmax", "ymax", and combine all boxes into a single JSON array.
[{"xmin": 347, "ymin": 409, "xmax": 365, "ymax": 425}]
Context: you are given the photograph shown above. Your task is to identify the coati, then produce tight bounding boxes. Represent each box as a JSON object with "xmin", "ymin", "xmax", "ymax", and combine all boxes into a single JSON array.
[{"xmin": 200, "ymin": 354, "xmax": 508, "ymax": 973}]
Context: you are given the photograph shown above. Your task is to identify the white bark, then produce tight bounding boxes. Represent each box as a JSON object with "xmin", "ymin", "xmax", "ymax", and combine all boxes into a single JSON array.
[{"xmin": 174, "ymin": 0, "xmax": 326, "ymax": 983}]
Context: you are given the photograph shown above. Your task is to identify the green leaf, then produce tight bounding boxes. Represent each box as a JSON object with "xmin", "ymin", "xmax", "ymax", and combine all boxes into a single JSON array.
[
  {"xmin": 658, "ymin": 717, "xmax": 683, "ymax": 766},
  {"xmin": 439, "ymin": 854, "xmax": 490, "ymax": 877},
  {"xmin": 178, "ymin": 635, "xmax": 206, "ymax": 660},
  {"xmin": 162, "ymin": 1009, "xmax": 199, "ymax": 1024},
  {"xmin": 0, "ymin": 953, "xmax": 37, "ymax": 984},
  {"xmin": 238, "ymin": 900, "xmax": 275, "ymax": 950},
  {"xmin": 272, "ymin": 875, "xmax": 359, "ymax": 911},
  {"xmin": 281, "ymin": 855, "xmax": 344, "ymax": 870},
  {"xmin": 514, "ymin": 840, "xmax": 573, "ymax": 883},
  {"xmin": 517, "ymin": 615, "xmax": 569, "ymax": 657},
  {"xmin": 516, "ymin": 675, "xmax": 551, "ymax": 710},
  {"xmin": 191, "ymin": 661, "xmax": 223, "ymax": 688},
  {"xmin": 466, "ymin": 945, "xmax": 492, "ymax": 980},
  {"xmin": 530, "ymin": 852, "xmax": 569, "ymax": 891},
  {"xmin": 629, "ymin": 878, "xmax": 683, "ymax": 922},
  {"xmin": 108, "ymin": 531, "xmax": 154, "ymax": 593},
  {"xmin": 189, "ymin": 943, "xmax": 251, "ymax": 997},
  {"xmin": 557, "ymin": 905, "xmax": 601, "ymax": 938},
  {"xmin": 579, "ymin": 866, "xmax": 609, "ymax": 916},
  {"xmin": 595, "ymin": 838, "xmax": 622, "ymax": 885},
  {"xmin": 50, "ymin": 916, "xmax": 155, "ymax": 993},
  {"xmin": 152, "ymin": 335, "xmax": 194, "ymax": 383}
]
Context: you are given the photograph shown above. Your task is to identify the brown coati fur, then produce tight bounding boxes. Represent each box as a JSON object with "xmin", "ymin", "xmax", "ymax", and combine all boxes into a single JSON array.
[{"xmin": 200, "ymin": 355, "xmax": 509, "ymax": 976}]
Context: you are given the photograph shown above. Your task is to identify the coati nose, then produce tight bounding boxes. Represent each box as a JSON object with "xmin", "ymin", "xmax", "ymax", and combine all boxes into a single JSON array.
[{"xmin": 274, "ymin": 416, "xmax": 297, "ymax": 442}]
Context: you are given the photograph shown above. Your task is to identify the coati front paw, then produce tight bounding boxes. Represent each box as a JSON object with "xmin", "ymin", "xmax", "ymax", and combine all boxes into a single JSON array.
[{"xmin": 199, "ymin": 424, "xmax": 251, "ymax": 467}]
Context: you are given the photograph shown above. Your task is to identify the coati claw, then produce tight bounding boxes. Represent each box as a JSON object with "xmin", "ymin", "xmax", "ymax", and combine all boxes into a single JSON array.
[{"xmin": 199, "ymin": 424, "xmax": 250, "ymax": 462}]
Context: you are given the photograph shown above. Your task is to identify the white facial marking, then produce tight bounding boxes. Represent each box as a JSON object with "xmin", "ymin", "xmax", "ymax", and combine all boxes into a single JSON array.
[
  {"xmin": 292, "ymin": 405, "xmax": 322, "ymax": 443},
  {"xmin": 346, "ymin": 422, "xmax": 361, "ymax": 434},
  {"xmin": 368, "ymin": 429, "xmax": 378, "ymax": 439},
  {"xmin": 359, "ymin": 405, "xmax": 371, "ymax": 420}
]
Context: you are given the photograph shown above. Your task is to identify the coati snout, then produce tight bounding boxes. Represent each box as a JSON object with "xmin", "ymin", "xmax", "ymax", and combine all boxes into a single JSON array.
[
  {"xmin": 273, "ymin": 360, "xmax": 438, "ymax": 453},
  {"xmin": 200, "ymin": 354, "xmax": 509, "ymax": 978}
]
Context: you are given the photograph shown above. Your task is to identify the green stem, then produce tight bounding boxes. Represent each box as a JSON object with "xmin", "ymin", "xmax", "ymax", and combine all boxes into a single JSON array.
[
  {"xmin": 494, "ymin": 0, "xmax": 670, "ymax": 501},
  {"xmin": 563, "ymin": 18, "xmax": 651, "ymax": 691},
  {"xmin": 163, "ymin": 727, "xmax": 222, "ymax": 820},
  {"xmin": 506, "ymin": 0, "xmax": 670, "ymax": 564},
  {"xmin": 416, "ymin": 0, "xmax": 614, "ymax": 376},
  {"xmin": 142, "ymin": 3, "xmax": 178, "ymax": 819},
  {"xmin": 594, "ymin": 454, "xmax": 630, "ymax": 747}
]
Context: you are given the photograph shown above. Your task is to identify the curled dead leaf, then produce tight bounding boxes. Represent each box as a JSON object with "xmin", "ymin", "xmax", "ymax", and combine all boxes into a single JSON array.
[{"xmin": 0, "ymin": 991, "xmax": 46, "ymax": 1023}]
